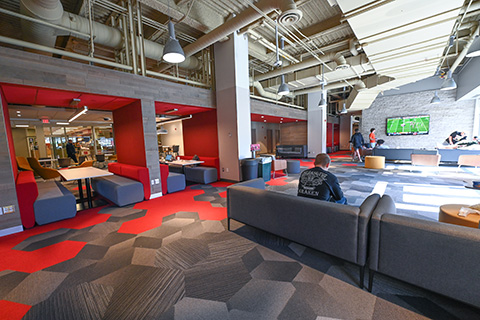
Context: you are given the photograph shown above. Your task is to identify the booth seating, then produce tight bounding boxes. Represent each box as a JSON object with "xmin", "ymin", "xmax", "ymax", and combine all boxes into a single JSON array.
[
  {"xmin": 180, "ymin": 155, "xmax": 220, "ymax": 180},
  {"xmin": 91, "ymin": 163, "xmax": 150, "ymax": 207},
  {"xmin": 184, "ymin": 166, "xmax": 217, "ymax": 184},
  {"xmin": 228, "ymin": 178, "xmax": 381, "ymax": 288},
  {"xmin": 160, "ymin": 164, "xmax": 186, "ymax": 194},
  {"xmin": 16, "ymin": 171, "xmax": 76, "ymax": 228}
]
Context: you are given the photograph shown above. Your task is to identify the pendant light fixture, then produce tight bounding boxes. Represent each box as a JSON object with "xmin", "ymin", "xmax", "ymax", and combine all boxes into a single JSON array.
[
  {"xmin": 440, "ymin": 70, "xmax": 456, "ymax": 90},
  {"xmin": 318, "ymin": 64, "xmax": 327, "ymax": 107},
  {"xmin": 430, "ymin": 90, "xmax": 441, "ymax": 104},
  {"xmin": 162, "ymin": 0, "xmax": 185, "ymax": 63}
]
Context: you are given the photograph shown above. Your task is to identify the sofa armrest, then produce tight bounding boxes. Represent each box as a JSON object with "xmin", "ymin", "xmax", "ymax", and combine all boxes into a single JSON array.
[
  {"xmin": 15, "ymin": 171, "xmax": 38, "ymax": 228},
  {"xmin": 369, "ymin": 194, "xmax": 396, "ymax": 271},
  {"xmin": 228, "ymin": 178, "xmax": 265, "ymax": 190},
  {"xmin": 356, "ymin": 193, "xmax": 381, "ymax": 265}
]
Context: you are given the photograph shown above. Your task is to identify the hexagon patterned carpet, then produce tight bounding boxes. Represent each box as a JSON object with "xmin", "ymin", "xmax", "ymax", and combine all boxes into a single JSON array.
[{"xmin": 1, "ymin": 171, "xmax": 480, "ymax": 319}]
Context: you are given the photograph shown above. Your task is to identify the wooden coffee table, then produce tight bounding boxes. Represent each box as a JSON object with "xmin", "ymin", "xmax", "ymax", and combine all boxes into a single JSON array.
[{"xmin": 439, "ymin": 204, "xmax": 480, "ymax": 228}]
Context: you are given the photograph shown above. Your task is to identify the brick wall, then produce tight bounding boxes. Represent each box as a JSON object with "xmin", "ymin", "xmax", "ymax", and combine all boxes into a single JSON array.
[{"xmin": 362, "ymin": 90, "xmax": 475, "ymax": 148}]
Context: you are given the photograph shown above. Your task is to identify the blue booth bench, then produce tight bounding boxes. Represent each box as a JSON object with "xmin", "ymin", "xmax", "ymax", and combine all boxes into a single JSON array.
[{"xmin": 16, "ymin": 171, "xmax": 76, "ymax": 227}]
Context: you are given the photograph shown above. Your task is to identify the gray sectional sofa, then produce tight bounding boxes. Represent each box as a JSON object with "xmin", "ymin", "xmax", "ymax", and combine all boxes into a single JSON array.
[
  {"xmin": 368, "ymin": 195, "xmax": 480, "ymax": 308},
  {"xmin": 372, "ymin": 147, "xmax": 480, "ymax": 163},
  {"xmin": 227, "ymin": 180, "xmax": 480, "ymax": 308},
  {"xmin": 91, "ymin": 175, "xmax": 144, "ymax": 207},
  {"xmin": 227, "ymin": 178, "xmax": 381, "ymax": 288},
  {"xmin": 34, "ymin": 180, "xmax": 77, "ymax": 225}
]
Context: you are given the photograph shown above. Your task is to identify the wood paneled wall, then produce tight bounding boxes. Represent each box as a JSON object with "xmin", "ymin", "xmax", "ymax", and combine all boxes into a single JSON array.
[{"xmin": 280, "ymin": 122, "xmax": 307, "ymax": 145}]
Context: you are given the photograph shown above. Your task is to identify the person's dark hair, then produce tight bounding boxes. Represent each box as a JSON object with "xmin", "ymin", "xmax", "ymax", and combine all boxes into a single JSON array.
[
  {"xmin": 354, "ymin": 128, "xmax": 359, "ymax": 133},
  {"xmin": 370, "ymin": 128, "xmax": 375, "ymax": 133},
  {"xmin": 314, "ymin": 153, "xmax": 331, "ymax": 167},
  {"xmin": 377, "ymin": 139, "xmax": 385, "ymax": 145}
]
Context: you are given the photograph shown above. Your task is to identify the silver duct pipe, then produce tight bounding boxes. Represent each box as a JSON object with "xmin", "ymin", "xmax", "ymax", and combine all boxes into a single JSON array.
[
  {"xmin": 19, "ymin": 0, "xmax": 200, "ymax": 69},
  {"xmin": 250, "ymin": 78, "xmax": 294, "ymax": 99},
  {"xmin": 254, "ymin": 52, "xmax": 348, "ymax": 82},
  {"xmin": 293, "ymin": 79, "xmax": 366, "ymax": 96},
  {"xmin": 155, "ymin": 0, "xmax": 302, "ymax": 71},
  {"xmin": 450, "ymin": 24, "xmax": 480, "ymax": 73}
]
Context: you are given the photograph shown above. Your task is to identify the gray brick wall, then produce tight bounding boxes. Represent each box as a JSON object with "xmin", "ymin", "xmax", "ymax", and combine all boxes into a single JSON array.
[{"xmin": 362, "ymin": 90, "xmax": 475, "ymax": 148}]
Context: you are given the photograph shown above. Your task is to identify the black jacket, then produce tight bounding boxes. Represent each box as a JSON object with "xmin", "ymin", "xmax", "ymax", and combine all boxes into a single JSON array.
[
  {"xmin": 350, "ymin": 132, "xmax": 364, "ymax": 148},
  {"xmin": 66, "ymin": 142, "xmax": 76, "ymax": 156},
  {"xmin": 297, "ymin": 167, "xmax": 344, "ymax": 202}
]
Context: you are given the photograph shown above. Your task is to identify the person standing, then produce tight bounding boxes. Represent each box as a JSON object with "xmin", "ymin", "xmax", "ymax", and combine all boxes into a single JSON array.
[
  {"xmin": 350, "ymin": 129, "xmax": 365, "ymax": 162},
  {"xmin": 443, "ymin": 131, "xmax": 466, "ymax": 145},
  {"xmin": 369, "ymin": 128, "xmax": 376, "ymax": 148},
  {"xmin": 297, "ymin": 153, "xmax": 347, "ymax": 204},
  {"xmin": 66, "ymin": 139, "xmax": 78, "ymax": 163}
]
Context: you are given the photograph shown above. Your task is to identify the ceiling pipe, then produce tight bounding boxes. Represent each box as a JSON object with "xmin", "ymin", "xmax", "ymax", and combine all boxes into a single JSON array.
[
  {"xmin": 254, "ymin": 52, "xmax": 349, "ymax": 82},
  {"xmin": 450, "ymin": 24, "xmax": 480, "ymax": 73},
  {"xmin": 155, "ymin": 0, "xmax": 303, "ymax": 72},
  {"xmin": 19, "ymin": 0, "xmax": 200, "ymax": 69},
  {"xmin": 250, "ymin": 78, "xmax": 294, "ymax": 99},
  {"xmin": 293, "ymin": 79, "xmax": 366, "ymax": 96}
]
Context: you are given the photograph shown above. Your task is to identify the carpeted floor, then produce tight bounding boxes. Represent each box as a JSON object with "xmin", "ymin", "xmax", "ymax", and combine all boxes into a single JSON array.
[{"xmin": 1, "ymin": 159, "xmax": 480, "ymax": 319}]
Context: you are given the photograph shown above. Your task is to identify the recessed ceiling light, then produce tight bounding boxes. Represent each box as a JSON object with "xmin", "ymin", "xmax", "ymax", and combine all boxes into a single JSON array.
[
  {"xmin": 56, "ymin": 122, "xmax": 70, "ymax": 125},
  {"xmin": 281, "ymin": 118, "xmax": 283, "ymax": 120},
  {"xmin": 264, "ymin": 120, "xmax": 266, "ymax": 122},
  {"xmin": 296, "ymin": 120, "xmax": 298, "ymax": 122},
  {"xmin": 16, "ymin": 124, "xmax": 29, "ymax": 128},
  {"xmin": 17, "ymin": 114, "xmax": 21, "ymax": 117},
  {"xmin": 280, "ymin": 121, "xmax": 283, "ymax": 123},
  {"xmin": 16, "ymin": 111, "xmax": 21, "ymax": 113}
]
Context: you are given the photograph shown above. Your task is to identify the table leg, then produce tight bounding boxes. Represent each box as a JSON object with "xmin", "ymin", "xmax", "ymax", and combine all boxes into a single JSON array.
[
  {"xmin": 85, "ymin": 178, "xmax": 93, "ymax": 208},
  {"xmin": 77, "ymin": 179, "xmax": 85, "ymax": 209}
]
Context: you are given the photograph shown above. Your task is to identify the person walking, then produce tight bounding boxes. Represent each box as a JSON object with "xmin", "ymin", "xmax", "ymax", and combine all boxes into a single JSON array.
[
  {"xmin": 350, "ymin": 129, "xmax": 365, "ymax": 162},
  {"xmin": 66, "ymin": 139, "xmax": 78, "ymax": 163}
]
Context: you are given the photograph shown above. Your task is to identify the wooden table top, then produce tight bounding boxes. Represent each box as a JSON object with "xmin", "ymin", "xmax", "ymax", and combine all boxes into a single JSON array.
[{"xmin": 439, "ymin": 204, "xmax": 480, "ymax": 228}]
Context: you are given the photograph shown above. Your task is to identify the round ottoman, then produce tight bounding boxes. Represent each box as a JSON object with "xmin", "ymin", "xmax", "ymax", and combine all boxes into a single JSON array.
[
  {"xmin": 286, "ymin": 160, "xmax": 301, "ymax": 174},
  {"xmin": 364, "ymin": 156, "xmax": 385, "ymax": 169}
]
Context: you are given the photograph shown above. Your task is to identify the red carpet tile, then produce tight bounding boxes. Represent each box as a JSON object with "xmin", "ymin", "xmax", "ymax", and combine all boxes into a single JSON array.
[
  {"xmin": 342, "ymin": 163, "xmax": 358, "ymax": 166},
  {"xmin": 0, "ymin": 206, "xmax": 110, "ymax": 273},
  {"xmin": 121, "ymin": 186, "xmax": 228, "ymax": 234},
  {"xmin": 218, "ymin": 191, "xmax": 227, "ymax": 198},
  {"xmin": 0, "ymin": 300, "xmax": 31, "ymax": 320},
  {"xmin": 266, "ymin": 177, "xmax": 288, "ymax": 186},
  {"xmin": 271, "ymin": 171, "xmax": 287, "ymax": 178}
]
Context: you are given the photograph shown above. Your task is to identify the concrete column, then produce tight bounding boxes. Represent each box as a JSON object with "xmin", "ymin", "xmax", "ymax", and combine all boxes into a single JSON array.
[
  {"xmin": 36, "ymin": 126, "xmax": 47, "ymax": 158},
  {"xmin": 141, "ymin": 99, "xmax": 162, "ymax": 196},
  {"xmin": 307, "ymin": 91, "xmax": 326, "ymax": 158},
  {"xmin": 214, "ymin": 32, "xmax": 251, "ymax": 181}
]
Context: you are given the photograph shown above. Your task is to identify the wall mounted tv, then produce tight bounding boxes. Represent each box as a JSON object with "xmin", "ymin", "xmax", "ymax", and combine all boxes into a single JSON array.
[{"xmin": 386, "ymin": 115, "xmax": 430, "ymax": 136}]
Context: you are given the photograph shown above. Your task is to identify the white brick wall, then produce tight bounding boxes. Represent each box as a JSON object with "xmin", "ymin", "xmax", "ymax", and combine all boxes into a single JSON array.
[{"xmin": 361, "ymin": 90, "xmax": 475, "ymax": 148}]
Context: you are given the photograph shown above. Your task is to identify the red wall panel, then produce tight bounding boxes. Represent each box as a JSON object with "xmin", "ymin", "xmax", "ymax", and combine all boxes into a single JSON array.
[
  {"xmin": 182, "ymin": 110, "xmax": 219, "ymax": 157},
  {"xmin": 1, "ymin": 87, "xmax": 17, "ymax": 177},
  {"xmin": 112, "ymin": 100, "xmax": 146, "ymax": 167}
]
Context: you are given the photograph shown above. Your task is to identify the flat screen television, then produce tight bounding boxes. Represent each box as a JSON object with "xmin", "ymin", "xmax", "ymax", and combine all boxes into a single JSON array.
[{"xmin": 386, "ymin": 115, "xmax": 430, "ymax": 136}]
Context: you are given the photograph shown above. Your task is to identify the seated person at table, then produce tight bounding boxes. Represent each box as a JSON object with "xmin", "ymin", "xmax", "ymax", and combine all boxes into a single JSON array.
[
  {"xmin": 443, "ymin": 131, "xmax": 466, "ymax": 145},
  {"xmin": 375, "ymin": 139, "xmax": 389, "ymax": 149},
  {"xmin": 297, "ymin": 153, "xmax": 347, "ymax": 204}
]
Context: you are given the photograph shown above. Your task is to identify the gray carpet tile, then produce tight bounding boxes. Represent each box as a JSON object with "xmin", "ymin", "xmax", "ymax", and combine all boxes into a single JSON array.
[
  {"xmin": 250, "ymin": 261, "xmax": 303, "ymax": 282},
  {"xmin": 184, "ymin": 258, "xmax": 252, "ymax": 302},
  {"xmin": 106, "ymin": 210, "xmax": 146, "ymax": 223},
  {"xmin": 174, "ymin": 298, "xmax": 229, "ymax": 320},
  {"xmin": 67, "ymin": 231, "xmax": 105, "ymax": 243},
  {"xmin": 23, "ymin": 282, "xmax": 114, "ymax": 320},
  {"xmin": 0, "ymin": 271, "xmax": 30, "ymax": 300},
  {"xmin": 277, "ymin": 290, "xmax": 318, "ymax": 320},
  {"xmin": 133, "ymin": 236, "xmax": 163, "ymax": 249},
  {"xmin": 75, "ymin": 244, "xmax": 109, "ymax": 260},
  {"xmin": 226, "ymin": 279, "xmax": 296, "ymax": 318},
  {"xmin": 132, "ymin": 247, "xmax": 157, "ymax": 267},
  {"xmin": 181, "ymin": 221, "xmax": 207, "ymax": 239},
  {"xmin": 371, "ymin": 297, "xmax": 430, "ymax": 320},
  {"xmin": 102, "ymin": 268, "xmax": 185, "ymax": 320},
  {"xmin": 5, "ymin": 270, "xmax": 69, "ymax": 305},
  {"xmin": 12, "ymin": 228, "xmax": 72, "ymax": 251},
  {"xmin": 89, "ymin": 232, "xmax": 136, "ymax": 247},
  {"xmin": 99, "ymin": 206, "xmax": 144, "ymax": 217},
  {"xmin": 241, "ymin": 247, "xmax": 265, "ymax": 273},
  {"xmin": 200, "ymin": 220, "xmax": 225, "ymax": 233},
  {"xmin": 162, "ymin": 218, "xmax": 196, "ymax": 228},
  {"xmin": 155, "ymin": 238, "xmax": 210, "ymax": 270},
  {"xmin": 44, "ymin": 257, "xmax": 98, "ymax": 273},
  {"xmin": 171, "ymin": 211, "xmax": 200, "ymax": 220},
  {"xmin": 13, "ymin": 229, "xmax": 77, "ymax": 252},
  {"xmin": 293, "ymin": 265, "xmax": 326, "ymax": 284}
]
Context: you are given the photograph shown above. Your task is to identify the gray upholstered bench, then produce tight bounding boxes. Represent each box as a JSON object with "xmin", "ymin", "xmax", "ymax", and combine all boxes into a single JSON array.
[
  {"xmin": 34, "ymin": 181, "xmax": 77, "ymax": 225},
  {"xmin": 286, "ymin": 160, "xmax": 301, "ymax": 174},
  {"xmin": 167, "ymin": 172, "xmax": 186, "ymax": 193},
  {"xmin": 184, "ymin": 166, "xmax": 217, "ymax": 184},
  {"xmin": 92, "ymin": 175, "xmax": 144, "ymax": 207}
]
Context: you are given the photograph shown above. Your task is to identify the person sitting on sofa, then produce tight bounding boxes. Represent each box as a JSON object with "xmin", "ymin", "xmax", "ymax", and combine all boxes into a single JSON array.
[
  {"xmin": 297, "ymin": 153, "xmax": 347, "ymax": 204},
  {"xmin": 375, "ymin": 139, "xmax": 389, "ymax": 149}
]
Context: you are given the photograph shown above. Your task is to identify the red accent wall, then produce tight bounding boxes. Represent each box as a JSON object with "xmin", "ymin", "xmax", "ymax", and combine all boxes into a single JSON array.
[
  {"xmin": 1, "ymin": 87, "xmax": 17, "ymax": 177},
  {"xmin": 182, "ymin": 110, "xmax": 219, "ymax": 157},
  {"xmin": 113, "ymin": 100, "xmax": 146, "ymax": 167}
]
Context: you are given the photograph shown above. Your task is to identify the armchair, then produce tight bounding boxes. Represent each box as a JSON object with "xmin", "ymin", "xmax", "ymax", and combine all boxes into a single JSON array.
[
  {"xmin": 27, "ymin": 157, "xmax": 60, "ymax": 180},
  {"xmin": 271, "ymin": 157, "xmax": 287, "ymax": 179},
  {"xmin": 16, "ymin": 156, "xmax": 34, "ymax": 171}
]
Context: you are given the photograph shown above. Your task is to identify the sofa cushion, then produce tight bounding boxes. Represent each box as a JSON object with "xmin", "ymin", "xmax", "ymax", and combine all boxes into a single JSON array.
[
  {"xmin": 167, "ymin": 172, "xmax": 186, "ymax": 193},
  {"xmin": 34, "ymin": 181, "xmax": 76, "ymax": 225},
  {"xmin": 184, "ymin": 166, "xmax": 217, "ymax": 184},
  {"xmin": 92, "ymin": 175, "xmax": 144, "ymax": 207},
  {"xmin": 180, "ymin": 156, "xmax": 220, "ymax": 180}
]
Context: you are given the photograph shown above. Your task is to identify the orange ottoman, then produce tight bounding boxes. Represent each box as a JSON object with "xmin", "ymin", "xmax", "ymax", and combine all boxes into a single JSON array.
[{"xmin": 365, "ymin": 156, "xmax": 385, "ymax": 169}]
